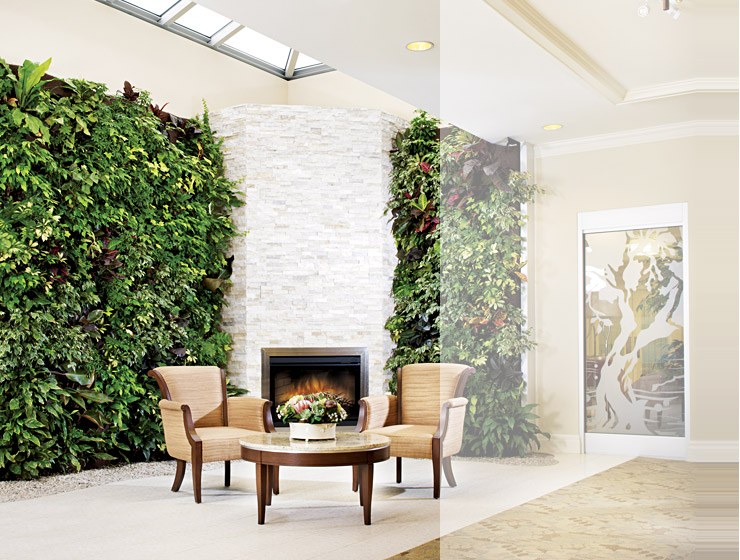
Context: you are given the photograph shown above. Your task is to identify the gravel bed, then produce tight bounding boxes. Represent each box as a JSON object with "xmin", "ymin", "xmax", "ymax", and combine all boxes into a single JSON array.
[
  {"xmin": 0, "ymin": 461, "xmax": 220, "ymax": 504},
  {"xmin": 455, "ymin": 452, "xmax": 558, "ymax": 466}
]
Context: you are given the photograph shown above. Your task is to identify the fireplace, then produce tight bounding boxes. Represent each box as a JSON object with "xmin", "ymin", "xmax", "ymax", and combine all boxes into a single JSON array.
[{"xmin": 261, "ymin": 347, "xmax": 369, "ymax": 426}]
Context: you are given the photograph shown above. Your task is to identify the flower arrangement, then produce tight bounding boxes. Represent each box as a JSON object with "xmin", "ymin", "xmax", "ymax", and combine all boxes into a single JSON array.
[{"xmin": 276, "ymin": 392, "xmax": 348, "ymax": 424}]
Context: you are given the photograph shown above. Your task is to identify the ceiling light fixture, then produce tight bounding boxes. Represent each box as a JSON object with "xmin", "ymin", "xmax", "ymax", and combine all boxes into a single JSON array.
[
  {"xmin": 639, "ymin": 0, "xmax": 682, "ymax": 19},
  {"xmin": 543, "ymin": 124, "xmax": 563, "ymax": 131},
  {"xmin": 406, "ymin": 41, "xmax": 434, "ymax": 52},
  {"xmin": 665, "ymin": 0, "xmax": 682, "ymax": 19}
]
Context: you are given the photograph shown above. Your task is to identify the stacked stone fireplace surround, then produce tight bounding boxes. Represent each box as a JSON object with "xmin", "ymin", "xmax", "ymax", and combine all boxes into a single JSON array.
[{"xmin": 211, "ymin": 104, "xmax": 405, "ymax": 399}]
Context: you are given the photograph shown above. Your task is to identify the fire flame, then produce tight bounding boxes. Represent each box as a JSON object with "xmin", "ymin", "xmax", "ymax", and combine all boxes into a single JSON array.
[{"xmin": 275, "ymin": 371, "xmax": 355, "ymax": 409}]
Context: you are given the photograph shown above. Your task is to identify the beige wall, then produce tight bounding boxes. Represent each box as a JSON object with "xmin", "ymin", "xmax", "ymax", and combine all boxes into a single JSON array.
[
  {"xmin": 287, "ymin": 71, "xmax": 417, "ymax": 121},
  {"xmin": 1, "ymin": 0, "xmax": 288, "ymax": 117},
  {"xmin": 533, "ymin": 136, "xmax": 739, "ymax": 456}
]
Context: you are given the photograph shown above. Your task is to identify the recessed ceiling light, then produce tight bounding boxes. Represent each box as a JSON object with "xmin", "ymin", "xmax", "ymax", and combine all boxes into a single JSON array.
[
  {"xmin": 406, "ymin": 41, "xmax": 434, "ymax": 52},
  {"xmin": 543, "ymin": 124, "xmax": 563, "ymax": 131}
]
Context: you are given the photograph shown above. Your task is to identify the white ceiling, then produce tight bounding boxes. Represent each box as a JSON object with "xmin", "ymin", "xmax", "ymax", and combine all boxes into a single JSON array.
[{"xmin": 200, "ymin": 0, "xmax": 738, "ymax": 146}]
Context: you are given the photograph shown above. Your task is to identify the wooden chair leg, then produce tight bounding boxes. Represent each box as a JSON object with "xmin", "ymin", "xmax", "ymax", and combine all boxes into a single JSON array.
[
  {"xmin": 266, "ymin": 466, "xmax": 272, "ymax": 506},
  {"xmin": 352, "ymin": 465, "xmax": 359, "ymax": 492},
  {"xmin": 396, "ymin": 457, "xmax": 402, "ymax": 483},
  {"xmin": 172, "ymin": 459, "xmax": 186, "ymax": 492},
  {"xmin": 442, "ymin": 456, "xmax": 457, "ymax": 487},
  {"xmin": 358, "ymin": 464, "xmax": 365, "ymax": 506},
  {"xmin": 225, "ymin": 460, "xmax": 231, "ymax": 487},
  {"xmin": 272, "ymin": 465, "xmax": 280, "ymax": 495},
  {"xmin": 432, "ymin": 439, "xmax": 441, "ymax": 499},
  {"xmin": 192, "ymin": 445, "xmax": 203, "ymax": 503}
]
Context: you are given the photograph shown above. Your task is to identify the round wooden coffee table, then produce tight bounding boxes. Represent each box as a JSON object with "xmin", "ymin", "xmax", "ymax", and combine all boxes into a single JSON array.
[{"xmin": 240, "ymin": 432, "xmax": 390, "ymax": 525}]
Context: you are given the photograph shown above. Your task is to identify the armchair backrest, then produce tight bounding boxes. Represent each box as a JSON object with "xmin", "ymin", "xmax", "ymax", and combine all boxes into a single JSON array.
[
  {"xmin": 399, "ymin": 363, "xmax": 474, "ymax": 425},
  {"xmin": 149, "ymin": 366, "xmax": 226, "ymax": 428}
]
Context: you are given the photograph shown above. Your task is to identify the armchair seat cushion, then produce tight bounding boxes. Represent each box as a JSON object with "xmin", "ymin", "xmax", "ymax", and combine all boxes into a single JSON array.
[
  {"xmin": 364, "ymin": 424, "xmax": 437, "ymax": 459},
  {"xmin": 196, "ymin": 427, "xmax": 263, "ymax": 462}
]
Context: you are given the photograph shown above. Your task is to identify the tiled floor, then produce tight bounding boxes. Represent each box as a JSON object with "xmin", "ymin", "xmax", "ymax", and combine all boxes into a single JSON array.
[
  {"xmin": 0, "ymin": 454, "xmax": 631, "ymax": 560},
  {"xmin": 392, "ymin": 458, "xmax": 739, "ymax": 560}
]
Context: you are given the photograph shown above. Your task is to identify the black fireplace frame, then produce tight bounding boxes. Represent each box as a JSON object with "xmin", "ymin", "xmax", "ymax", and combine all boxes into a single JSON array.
[{"xmin": 261, "ymin": 347, "xmax": 369, "ymax": 425}]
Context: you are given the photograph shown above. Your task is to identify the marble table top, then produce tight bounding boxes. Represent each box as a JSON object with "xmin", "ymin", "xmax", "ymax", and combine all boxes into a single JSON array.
[{"xmin": 240, "ymin": 432, "xmax": 390, "ymax": 454}]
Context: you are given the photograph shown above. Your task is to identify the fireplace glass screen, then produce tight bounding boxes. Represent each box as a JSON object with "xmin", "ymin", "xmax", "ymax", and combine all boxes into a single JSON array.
[{"xmin": 268, "ymin": 355, "xmax": 362, "ymax": 426}]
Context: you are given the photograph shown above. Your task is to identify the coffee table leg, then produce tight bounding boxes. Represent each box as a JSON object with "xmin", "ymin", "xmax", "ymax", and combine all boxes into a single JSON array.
[
  {"xmin": 358, "ymin": 464, "xmax": 364, "ymax": 506},
  {"xmin": 255, "ymin": 462, "xmax": 267, "ymax": 524},
  {"xmin": 272, "ymin": 465, "xmax": 280, "ymax": 495},
  {"xmin": 360, "ymin": 463, "xmax": 374, "ymax": 525},
  {"xmin": 352, "ymin": 465, "xmax": 359, "ymax": 492}
]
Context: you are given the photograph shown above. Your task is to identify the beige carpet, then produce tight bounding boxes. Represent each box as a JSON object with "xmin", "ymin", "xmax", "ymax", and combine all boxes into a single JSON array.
[{"xmin": 392, "ymin": 458, "xmax": 739, "ymax": 560}]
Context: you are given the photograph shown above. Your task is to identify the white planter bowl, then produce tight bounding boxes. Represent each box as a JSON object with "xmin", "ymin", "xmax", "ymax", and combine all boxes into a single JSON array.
[{"xmin": 289, "ymin": 422, "xmax": 336, "ymax": 441}]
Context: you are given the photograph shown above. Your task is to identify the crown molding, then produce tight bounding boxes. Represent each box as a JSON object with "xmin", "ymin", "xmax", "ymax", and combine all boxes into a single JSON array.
[
  {"xmin": 483, "ymin": 1, "xmax": 739, "ymax": 107},
  {"xmin": 536, "ymin": 120, "xmax": 739, "ymax": 158},
  {"xmin": 622, "ymin": 78, "xmax": 740, "ymax": 104},
  {"xmin": 483, "ymin": 0, "xmax": 627, "ymax": 104}
]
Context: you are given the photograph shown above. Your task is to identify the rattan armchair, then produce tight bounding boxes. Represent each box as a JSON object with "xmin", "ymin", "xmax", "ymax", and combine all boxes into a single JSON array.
[
  {"xmin": 355, "ymin": 363, "xmax": 474, "ymax": 498},
  {"xmin": 148, "ymin": 366, "xmax": 276, "ymax": 503}
]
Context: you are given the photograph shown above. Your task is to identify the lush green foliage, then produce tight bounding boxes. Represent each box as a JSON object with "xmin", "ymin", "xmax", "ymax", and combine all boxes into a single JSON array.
[
  {"xmin": 384, "ymin": 112, "xmax": 440, "ymax": 392},
  {"xmin": 0, "ymin": 58, "xmax": 240, "ymax": 479},
  {"xmin": 440, "ymin": 128, "xmax": 548, "ymax": 456}
]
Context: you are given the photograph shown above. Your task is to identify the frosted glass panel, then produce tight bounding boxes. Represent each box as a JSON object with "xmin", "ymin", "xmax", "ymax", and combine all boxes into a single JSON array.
[
  {"xmin": 584, "ymin": 227, "xmax": 685, "ymax": 437},
  {"xmin": 225, "ymin": 28, "xmax": 291, "ymax": 69},
  {"xmin": 175, "ymin": 5, "xmax": 231, "ymax": 37},
  {"xmin": 295, "ymin": 52, "xmax": 321, "ymax": 69},
  {"xmin": 122, "ymin": 0, "xmax": 179, "ymax": 16}
]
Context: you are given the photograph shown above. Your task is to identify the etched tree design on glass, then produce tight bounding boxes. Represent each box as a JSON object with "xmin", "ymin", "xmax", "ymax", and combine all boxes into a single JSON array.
[{"xmin": 584, "ymin": 227, "xmax": 684, "ymax": 437}]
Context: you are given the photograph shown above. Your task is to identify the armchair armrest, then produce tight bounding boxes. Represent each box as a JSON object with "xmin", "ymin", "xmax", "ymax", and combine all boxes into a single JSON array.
[
  {"xmin": 356, "ymin": 395, "xmax": 398, "ymax": 432},
  {"xmin": 158, "ymin": 399, "xmax": 200, "ymax": 460},
  {"xmin": 435, "ymin": 397, "xmax": 469, "ymax": 457},
  {"xmin": 227, "ymin": 397, "xmax": 275, "ymax": 433}
]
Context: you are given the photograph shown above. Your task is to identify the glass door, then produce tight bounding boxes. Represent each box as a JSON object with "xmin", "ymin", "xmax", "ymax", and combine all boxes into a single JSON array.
[{"xmin": 579, "ymin": 204, "xmax": 688, "ymax": 458}]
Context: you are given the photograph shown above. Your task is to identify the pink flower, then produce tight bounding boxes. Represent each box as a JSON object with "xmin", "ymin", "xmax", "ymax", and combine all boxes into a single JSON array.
[
  {"xmin": 419, "ymin": 161, "xmax": 432, "ymax": 173},
  {"xmin": 292, "ymin": 399, "xmax": 311, "ymax": 414}
]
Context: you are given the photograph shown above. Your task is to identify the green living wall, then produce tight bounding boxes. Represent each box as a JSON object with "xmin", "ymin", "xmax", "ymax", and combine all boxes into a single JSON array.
[
  {"xmin": 0, "ymin": 58, "xmax": 240, "ymax": 479},
  {"xmin": 441, "ymin": 129, "xmax": 548, "ymax": 456},
  {"xmin": 384, "ymin": 112, "xmax": 440, "ymax": 393},
  {"xmin": 386, "ymin": 112, "xmax": 548, "ymax": 456}
]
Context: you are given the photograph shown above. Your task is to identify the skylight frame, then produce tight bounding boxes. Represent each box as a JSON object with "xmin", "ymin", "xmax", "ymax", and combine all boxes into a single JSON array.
[
  {"xmin": 119, "ymin": 0, "xmax": 180, "ymax": 17},
  {"xmin": 96, "ymin": 0, "xmax": 333, "ymax": 80}
]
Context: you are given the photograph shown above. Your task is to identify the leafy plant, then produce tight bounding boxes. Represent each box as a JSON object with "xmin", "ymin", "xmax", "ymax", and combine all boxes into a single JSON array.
[
  {"xmin": 9, "ymin": 57, "xmax": 51, "ymax": 109},
  {"xmin": 440, "ymin": 128, "xmax": 549, "ymax": 457},
  {"xmin": 384, "ymin": 112, "xmax": 441, "ymax": 392},
  {"xmin": 0, "ymin": 58, "xmax": 241, "ymax": 479}
]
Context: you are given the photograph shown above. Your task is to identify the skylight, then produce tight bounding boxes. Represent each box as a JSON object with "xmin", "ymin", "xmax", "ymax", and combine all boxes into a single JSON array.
[
  {"xmin": 225, "ymin": 28, "xmax": 292, "ymax": 69},
  {"xmin": 97, "ymin": 0, "xmax": 332, "ymax": 80},
  {"xmin": 295, "ymin": 53, "xmax": 321, "ymax": 70},
  {"xmin": 122, "ymin": 0, "xmax": 178, "ymax": 16},
  {"xmin": 174, "ymin": 4, "xmax": 230, "ymax": 38}
]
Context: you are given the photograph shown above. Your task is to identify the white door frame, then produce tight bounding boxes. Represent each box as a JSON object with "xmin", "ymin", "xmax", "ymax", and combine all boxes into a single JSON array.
[{"xmin": 577, "ymin": 203, "xmax": 689, "ymax": 459}]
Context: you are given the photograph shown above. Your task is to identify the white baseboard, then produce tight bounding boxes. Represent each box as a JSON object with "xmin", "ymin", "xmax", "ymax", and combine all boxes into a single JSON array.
[
  {"xmin": 539, "ymin": 433, "xmax": 581, "ymax": 454},
  {"xmin": 540, "ymin": 436, "xmax": 738, "ymax": 462},
  {"xmin": 687, "ymin": 440, "xmax": 739, "ymax": 463}
]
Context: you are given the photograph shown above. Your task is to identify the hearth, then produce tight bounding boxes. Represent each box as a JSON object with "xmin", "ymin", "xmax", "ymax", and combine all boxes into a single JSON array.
[{"xmin": 262, "ymin": 347, "xmax": 369, "ymax": 426}]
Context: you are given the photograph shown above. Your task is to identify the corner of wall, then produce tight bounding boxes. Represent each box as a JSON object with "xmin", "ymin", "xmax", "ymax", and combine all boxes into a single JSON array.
[{"xmin": 539, "ymin": 433, "xmax": 582, "ymax": 454}]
